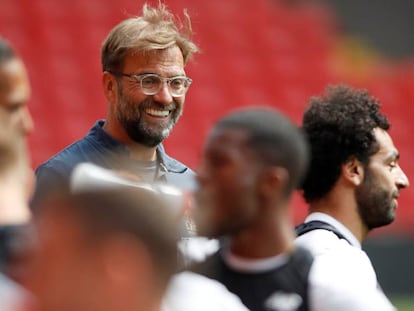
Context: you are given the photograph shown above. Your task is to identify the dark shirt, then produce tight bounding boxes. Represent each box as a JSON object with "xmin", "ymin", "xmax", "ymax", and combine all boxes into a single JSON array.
[
  {"xmin": 191, "ymin": 247, "xmax": 313, "ymax": 311},
  {"xmin": 32, "ymin": 120, "xmax": 196, "ymax": 208}
]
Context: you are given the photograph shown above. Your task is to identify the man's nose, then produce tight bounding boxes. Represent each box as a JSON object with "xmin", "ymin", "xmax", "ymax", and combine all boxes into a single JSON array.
[
  {"xmin": 20, "ymin": 106, "xmax": 34, "ymax": 136},
  {"xmin": 153, "ymin": 83, "xmax": 173, "ymax": 106},
  {"xmin": 396, "ymin": 166, "xmax": 410, "ymax": 189}
]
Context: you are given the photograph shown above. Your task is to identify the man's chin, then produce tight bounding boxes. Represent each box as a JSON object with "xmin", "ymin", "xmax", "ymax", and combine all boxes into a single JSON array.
[
  {"xmin": 127, "ymin": 130, "xmax": 168, "ymax": 147},
  {"xmin": 367, "ymin": 214, "xmax": 396, "ymax": 230}
]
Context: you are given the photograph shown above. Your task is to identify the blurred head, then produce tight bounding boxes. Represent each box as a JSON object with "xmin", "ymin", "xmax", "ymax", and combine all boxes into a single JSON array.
[
  {"xmin": 28, "ymin": 187, "xmax": 179, "ymax": 311},
  {"xmin": 0, "ymin": 38, "xmax": 34, "ymax": 137},
  {"xmin": 101, "ymin": 3, "xmax": 198, "ymax": 147},
  {"xmin": 302, "ymin": 84, "xmax": 409, "ymax": 229},
  {"xmin": 194, "ymin": 107, "xmax": 309, "ymax": 238},
  {"xmin": 0, "ymin": 40, "xmax": 34, "ymax": 281}
]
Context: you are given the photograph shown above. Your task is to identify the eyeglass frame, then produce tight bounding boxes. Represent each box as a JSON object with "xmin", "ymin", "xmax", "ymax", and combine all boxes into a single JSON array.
[{"xmin": 108, "ymin": 71, "xmax": 193, "ymax": 97}]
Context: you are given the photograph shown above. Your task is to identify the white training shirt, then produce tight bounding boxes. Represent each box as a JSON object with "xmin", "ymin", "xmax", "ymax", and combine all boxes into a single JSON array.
[
  {"xmin": 295, "ymin": 212, "xmax": 397, "ymax": 311},
  {"xmin": 162, "ymin": 271, "xmax": 249, "ymax": 311}
]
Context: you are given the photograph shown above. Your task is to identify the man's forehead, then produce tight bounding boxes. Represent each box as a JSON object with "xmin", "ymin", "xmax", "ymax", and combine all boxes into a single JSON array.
[
  {"xmin": 125, "ymin": 46, "xmax": 184, "ymax": 71},
  {"xmin": 373, "ymin": 127, "xmax": 398, "ymax": 157}
]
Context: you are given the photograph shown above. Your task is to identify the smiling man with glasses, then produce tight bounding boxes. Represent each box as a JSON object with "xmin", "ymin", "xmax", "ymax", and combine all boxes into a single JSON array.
[{"xmin": 32, "ymin": 3, "xmax": 199, "ymax": 208}]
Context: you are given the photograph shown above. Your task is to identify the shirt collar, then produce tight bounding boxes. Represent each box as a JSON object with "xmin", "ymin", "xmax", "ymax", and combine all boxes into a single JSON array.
[
  {"xmin": 305, "ymin": 212, "xmax": 361, "ymax": 248},
  {"xmin": 90, "ymin": 120, "xmax": 127, "ymax": 152},
  {"xmin": 219, "ymin": 238, "xmax": 289, "ymax": 273},
  {"xmin": 222, "ymin": 249, "xmax": 289, "ymax": 273}
]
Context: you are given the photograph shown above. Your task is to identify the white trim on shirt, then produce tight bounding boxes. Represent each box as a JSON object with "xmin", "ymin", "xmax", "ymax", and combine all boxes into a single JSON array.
[{"xmin": 304, "ymin": 212, "xmax": 361, "ymax": 248}]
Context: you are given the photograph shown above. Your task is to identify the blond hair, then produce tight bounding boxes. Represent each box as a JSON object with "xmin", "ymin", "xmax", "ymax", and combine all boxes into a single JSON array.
[{"xmin": 101, "ymin": 2, "xmax": 199, "ymax": 72}]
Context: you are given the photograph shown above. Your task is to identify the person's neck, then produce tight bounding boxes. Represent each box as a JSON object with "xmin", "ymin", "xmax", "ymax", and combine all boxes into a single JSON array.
[
  {"xmin": 128, "ymin": 144, "xmax": 157, "ymax": 161},
  {"xmin": 309, "ymin": 187, "xmax": 369, "ymax": 243},
  {"xmin": 0, "ymin": 182, "xmax": 30, "ymax": 225},
  {"xmin": 103, "ymin": 119, "xmax": 157, "ymax": 161},
  {"xmin": 229, "ymin": 203, "xmax": 295, "ymax": 259}
]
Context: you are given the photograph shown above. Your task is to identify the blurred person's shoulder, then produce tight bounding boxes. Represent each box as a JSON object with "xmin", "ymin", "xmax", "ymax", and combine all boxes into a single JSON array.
[
  {"xmin": 0, "ymin": 273, "xmax": 34, "ymax": 311},
  {"xmin": 162, "ymin": 271, "xmax": 248, "ymax": 311}
]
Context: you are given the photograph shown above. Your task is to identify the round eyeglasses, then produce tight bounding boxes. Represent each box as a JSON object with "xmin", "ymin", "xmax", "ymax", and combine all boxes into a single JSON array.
[{"xmin": 109, "ymin": 71, "xmax": 192, "ymax": 97}]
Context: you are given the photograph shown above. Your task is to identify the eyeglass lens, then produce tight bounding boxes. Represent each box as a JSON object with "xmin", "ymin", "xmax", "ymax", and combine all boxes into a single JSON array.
[{"xmin": 140, "ymin": 75, "xmax": 190, "ymax": 96}]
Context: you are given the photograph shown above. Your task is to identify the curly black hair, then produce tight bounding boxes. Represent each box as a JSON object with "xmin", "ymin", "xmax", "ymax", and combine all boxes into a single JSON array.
[{"xmin": 301, "ymin": 84, "xmax": 390, "ymax": 203}]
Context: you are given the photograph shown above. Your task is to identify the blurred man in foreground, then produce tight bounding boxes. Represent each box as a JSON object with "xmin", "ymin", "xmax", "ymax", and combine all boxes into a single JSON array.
[
  {"xmin": 0, "ymin": 36, "xmax": 35, "ymax": 311},
  {"xmin": 27, "ymin": 187, "xmax": 179, "ymax": 311},
  {"xmin": 191, "ymin": 108, "xmax": 313, "ymax": 311},
  {"xmin": 66, "ymin": 162, "xmax": 249, "ymax": 311},
  {"xmin": 0, "ymin": 127, "xmax": 34, "ymax": 311},
  {"xmin": 0, "ymin": 36, "xmax": 34, "ymax": 211}
]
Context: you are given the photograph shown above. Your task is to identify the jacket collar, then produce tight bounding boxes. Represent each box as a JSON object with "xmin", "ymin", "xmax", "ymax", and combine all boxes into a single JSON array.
[{"xmin": 90, "ymin": 120, "xmax": 188, "ymax": 174}]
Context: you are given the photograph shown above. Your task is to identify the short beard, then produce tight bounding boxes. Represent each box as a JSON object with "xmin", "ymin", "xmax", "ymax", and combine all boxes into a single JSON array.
[
  {"xmin": 115, "ymin": 84, "xmax": 182, "ymax": 147},
  {"xmin": 356, "ymin": 167, "xmax": 397, "ymax": 230}
]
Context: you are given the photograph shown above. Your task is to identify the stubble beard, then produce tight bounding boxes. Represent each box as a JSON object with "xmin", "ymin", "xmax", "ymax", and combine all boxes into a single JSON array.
[
  {"xmin": 356, "ymin": 169, "xmax": 397, "ymax": 230},
  {"xmin": 115, "ymin": 86, "xmax": 182, "ymax": 147}
]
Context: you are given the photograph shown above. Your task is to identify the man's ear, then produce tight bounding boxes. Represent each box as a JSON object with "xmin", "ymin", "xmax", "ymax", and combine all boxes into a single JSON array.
[
  {"xmin": 258, "ymin": 166, "xmax": 289, "ymax": 199},
  {"xmin": 102, "ymin": 71, "xmax": 118, "ymax": 103},
  {"xmin": 342, "ymin": 157, "xmax": 364, "ymax": 186}
]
